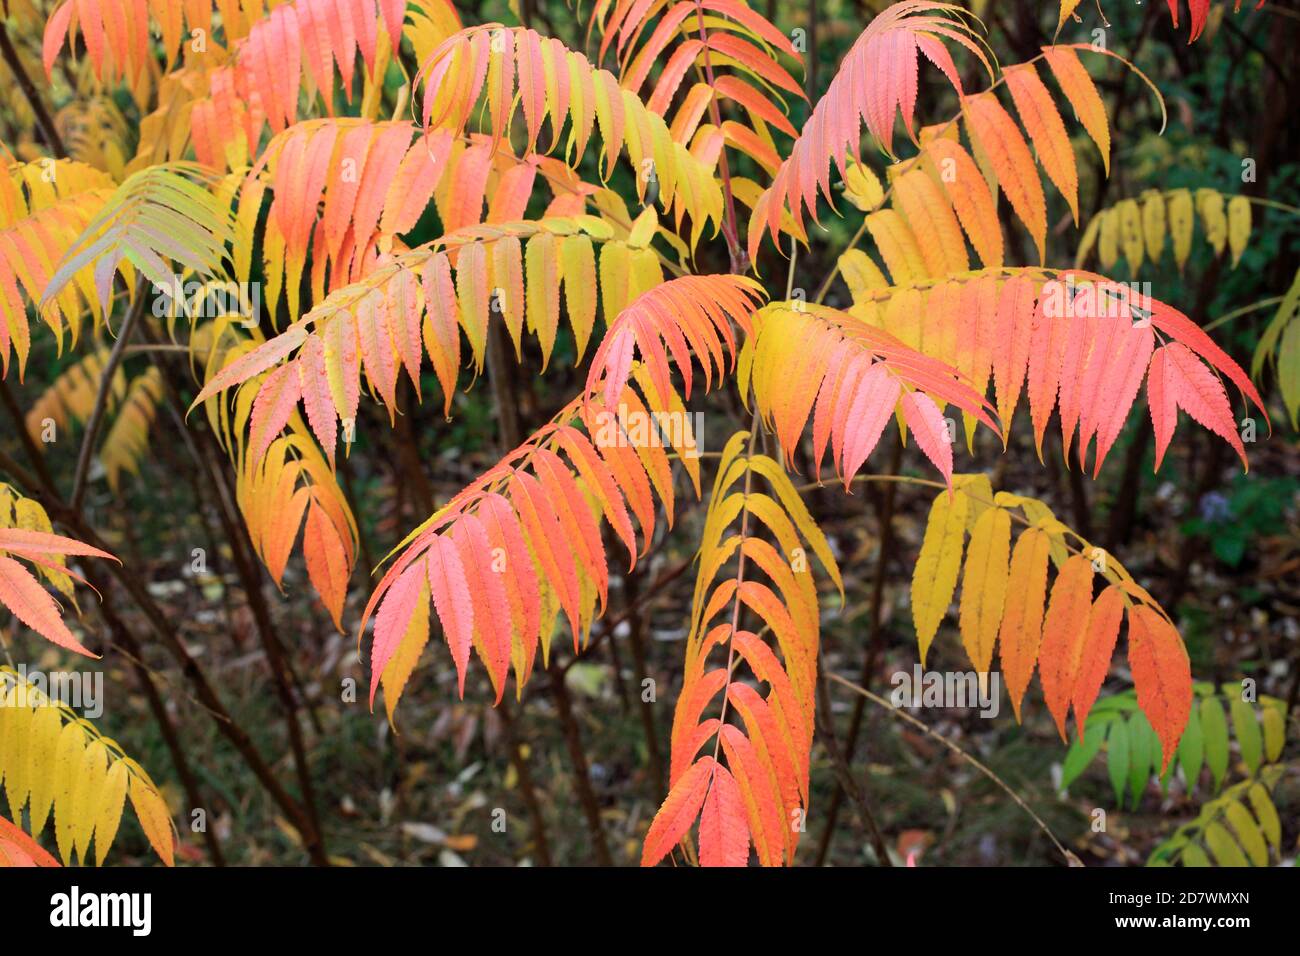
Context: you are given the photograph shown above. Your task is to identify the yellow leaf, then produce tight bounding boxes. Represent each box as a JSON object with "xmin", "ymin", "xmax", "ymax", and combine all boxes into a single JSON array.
[
  {"xmin": 0, "ymin": 686, "xmax": 32, "ymax": 821},
  {"xmin": 958, "ymin": 505, "xmax": 1011, "ymax": 673},
  {"xmin": 865, "ymin": 210, "xmax": 928, "ymax": 284},
  {"xmin": 843, "ymin": 157, "xmax": 884, "ymax": 211},
  {"xmin": 1261, "ymin": 704, "xmax": 1284, "ymax": 762},
  {"xmin": 746, "ymin": 456, "xmax": 844, "ymax": 599},
  {"xmin": 1167, "ymin": 188, "xmax": 1194, "ymax": 271},
  {"xmin": 1098, "ymin": 209, "xmax": 1119, "ymax": 271},
  {"xmin": 561, "ymin": 235, "xmax": 597, "ymax": 362},
  {"xmin": 911, "ymin": 489, "xmax": 970, "ymax": 665},
  {"xmin": 1197, "ymin": 189, "xmax": 1227, "ymax": 254},
  {"xmin": 1227, "ymin": 195, "xmax": 1251, "ymax": 267},
  {"xmin": 1117, "ymin": 199, "xmax": 1144, "ymax": 270},
  {"xmin": 26, "ymin": 702, "xmax": 62, "ymax": 838},
  {"xmin": 599, "ymin": 241, "xmax": 632, "ymax": 321},
  {"xmin": 1141, "ymin": 191, "xmax": 1166, "ymax": 264},
  {"xmin": 1057, "ymin": 0, "xmax": 1085, "ymax": 34},
  {"xmin": 128, "ymin": 775, "xmax": 175, "ymax": 867},
  {"xmin": 839, "ymin": 250, "xmax": 888, "ymax": 303},
  {"xmin": 381, "ymin": 581, "xmax": 431, "ymax": 726},
  {"xmin": 52, "ymin": 720, "xmax": 85, "ymax": 864},
  {"xmin": 70, "ymin": 740, "xmax": 109, "ymax": 864},
  {"xmin": 94, "ymin": 760, "xmax": 128, "ymax": 865}
]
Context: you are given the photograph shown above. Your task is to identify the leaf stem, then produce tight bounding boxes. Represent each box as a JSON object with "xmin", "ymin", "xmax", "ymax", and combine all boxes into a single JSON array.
[{"xmin": 693, "ymin": 2, "xmax": 747, "ymax": 274}]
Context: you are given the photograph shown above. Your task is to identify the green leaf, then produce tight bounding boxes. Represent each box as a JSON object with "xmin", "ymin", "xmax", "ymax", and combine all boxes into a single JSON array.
[
  {"xmin": 1201, "ymin": 697, "xmax": 1229, "ymax": 791},
  {"xmin": 43, "ymin": 163, "xmax": 234, "ymax": 313},
  {"xmin": 1229, "ymin": 696, "xmax": 1263, "ymax": 774},
  {"xmin": 1107, "ymin": 717, "xmax": 1130, "ymax": 808},
  {"xmin": 1061, "ymin": 718, "xmax": 1108, "ymax": 791},
  {"xmin": 1178, "ymin": 700, "xmax": 1204, "ymax": 790},
  {"xmin": 1128, "ymin": 711, "xmax": 1152, "ymax": 807}
]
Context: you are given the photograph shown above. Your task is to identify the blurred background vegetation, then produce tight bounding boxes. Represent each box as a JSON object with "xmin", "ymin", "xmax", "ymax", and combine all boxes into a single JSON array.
[{"xmin": 0, "ymin": 0, "xmax": 1296, "ymax": 866}]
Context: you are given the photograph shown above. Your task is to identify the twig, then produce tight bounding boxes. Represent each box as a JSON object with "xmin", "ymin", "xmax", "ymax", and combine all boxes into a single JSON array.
[
  {"xmin": 826, "ymin": 672, "xmax": 1078, "ymax": 866},
  {"xmin": 69, "ymin": 277, "xmax": 150, "ymax": 514},
  {"xmin": 145, "ymin": 336, "xmax": 331, "ymax": 864},
  {"xmin": 548, "ymin": 665, "xmax": 614, "ymax": 865},
  {"xmin": 814, "ymin": 673, "xmax": 892, "ymax": 865},
  {"xmin": 497, "ymin": 696, "xmax": 554, "ymax": 866},
  {"xmin": 0, "ymin": 22, "xmax": 66, "ymax": 158},
  {"xmin": 0, "ymin": 379, "xmax": 323, "ymax": 860},
  {"xmin": 814, "ymin": 439, "xmax": 902, "ymax": 865}
]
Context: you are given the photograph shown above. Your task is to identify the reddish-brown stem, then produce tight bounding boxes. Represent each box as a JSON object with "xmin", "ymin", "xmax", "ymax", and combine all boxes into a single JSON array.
[
  {"xmin": 497, "ymin": 696, "xmax": 555, "ymax": 865},
  {"xmin": 0, "ymin": 22, "xmax": 66, "ymax": 157},
  {"xmin": 88, "ymin": 565, "xmax": 227, "ymax": 865},
  {"xmin": 693, "ymin": 2, "xmax": 747, "ymax": 274},
  {"xmin": 0, "ymin": 378, "xmax": 323, "ymax": 862},
  {"xmin": 813, "ymin": 438, "xmax": 901, "ymax": 865},
  {"xmin": 548, "ymin": 666, "xmax": 614, "ymax": 865}
]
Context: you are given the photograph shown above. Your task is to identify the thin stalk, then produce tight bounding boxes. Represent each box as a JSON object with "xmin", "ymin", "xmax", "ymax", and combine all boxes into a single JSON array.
[
  {"xmin": 70, "ymin": 277, "xmax": 150, "ymax": 514},
  {"xmin": 692, "ymin": 2, "xmax": 747, "ymax": 273},
  {"xmin": 813, "ymin": 438, "xmax": 901, "ymax": 865},
  {"xmin": 0, "ymin": 379, "xmax": 322, "ymax": 860},
  {"xmin": 0, "ymin": 22, "xmax": 66, "ymax": 157},
  {"xmin": 814, "ymin": 673, "xmax": 891, "ymax": 865},
  {"xmin": 146, "ymin": 342, "xmax": 330, "ymax": 864},
  {"xmin": 624, "ymin": 568, "xmax": 666, "ymax": 799},
  {"xmin": 548, "ymin": 665, "xmax": 614, "ymax": 865},
  {"xmin": 497, "ymin": 696, "xmax": 554, "ymax": 866},
  {"xmin": 827, "ymin": 672, "xmax": 1078, "ymax": 866}
]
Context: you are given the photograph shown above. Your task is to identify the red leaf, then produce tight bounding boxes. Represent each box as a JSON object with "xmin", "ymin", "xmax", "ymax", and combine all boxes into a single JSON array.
[
  {"xmin": 369, "ymin": 559, "xmax": 427, "ymax": 707},
  {"xmin": 426, "ymin": 535, "xmax": 475, "ymax": 698},
  {"xmin": 901, "ymin": 390, "xmax": 953, "ymax": 489},
  {"xmin": 0, "ymin": 555, "xmax": 96, "ymax": 658},
  {"xmin": 698, "ymin": 764, "xmax": 749, "ymax": 867}
]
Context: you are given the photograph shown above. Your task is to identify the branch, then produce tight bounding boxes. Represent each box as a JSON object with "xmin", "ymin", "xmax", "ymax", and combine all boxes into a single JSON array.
[
  {"xmin": 69, "ymin": 276, "xmax": 150, "ymax": 513},
  {"xmin": 825, "ymin": 672, "xmax": 1081, "ymax": 866},
  {"xmin": 0, "ymin": 22, "xmax": 66, "ymax": 158}
]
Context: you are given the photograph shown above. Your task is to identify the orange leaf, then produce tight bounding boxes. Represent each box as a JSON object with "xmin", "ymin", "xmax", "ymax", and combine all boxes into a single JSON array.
[
  {"xmin": 1040, "ymin": 46, "xmax": 1109, "ymax": 175},
  {"xmin": 303, "ymin": 501, "xmax": 350, "ymax": 632},
  {"xmin": 642, "ymin": 756, "xmax": 715, "ymax": 867},
  {"xmin": 1003, "ymin": 63, "xmax": 1079, "ymax": 222},
  {"xmin": 1037, "ymin": 553, "xmax": 1095, "ymax": 740},
  {"xmin": 1070, "ymin": 584, "xmax": 1125, "ymax": 738},
  {"xmin": 998, "ymin": 527, "xmax": 1050, "ymax": 722},
  {"xmin": 0, "ymin": 814, "xmax": 59, "ymax": 867},
  {"xmin": 962, "ymin": 92, "xmax": 1047, "ymax": 262},
  {"xmin": 1128, "ymin": 605, "xmax": 1192, "ymax": 772}
]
